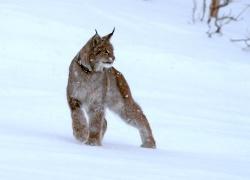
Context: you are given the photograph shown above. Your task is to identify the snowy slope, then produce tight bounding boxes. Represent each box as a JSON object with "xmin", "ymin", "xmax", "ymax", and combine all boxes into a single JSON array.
[{"xmin": 0, "ymin": 0, "xmax": 250, "ymax": 179}]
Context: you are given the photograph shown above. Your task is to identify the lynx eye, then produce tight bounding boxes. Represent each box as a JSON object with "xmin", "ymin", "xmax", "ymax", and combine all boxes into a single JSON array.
[
  {"xmin": 105, "ymin": 50, "xmax": 110, "ymax": 54},
  {"xmin": 96, "ymin": 49, "xmax": 102, "ymax": 55}
]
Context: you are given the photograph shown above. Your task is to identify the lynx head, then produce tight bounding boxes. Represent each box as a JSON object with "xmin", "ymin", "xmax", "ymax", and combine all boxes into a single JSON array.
[{"xmin": 79, "ymin": 28, "xmax": 116, "ymax": 72}]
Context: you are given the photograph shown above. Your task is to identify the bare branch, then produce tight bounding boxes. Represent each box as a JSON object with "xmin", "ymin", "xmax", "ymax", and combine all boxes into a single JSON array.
[
  {"xmin": 208, "ymin": 0, "xmax": 233, "ymax": 24},
  {"xmin": 192, "ymin": 0, "xmax": 197, "ymax": 23},
  {"xmin": 235, "ymin": 4, "xmax": 250, "ymax": 19},
  {"xmin": 206, "ymin": 0, "xmax": 250, "ymax": 37},
  {"xmin": 216, "ymin": 0, "xmax": 232, "ymax": 9},
  {"xmin": 231, "ymin": 38, "xmax": 250, "ymax": 47},
  {"xmin": 214, "ymin": 4, "xmax": 249, "ymax": 34},
  {"xmin": 200, "ymin": 0, "xmax": 207, "ymax": 21}
]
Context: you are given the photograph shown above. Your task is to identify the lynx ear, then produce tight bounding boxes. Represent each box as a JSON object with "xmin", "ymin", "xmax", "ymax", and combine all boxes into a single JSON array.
[
  {"xmin": 103, "ymin": 27, "xmax": 115, "ymax": 41},
  {"xmin": 92, "ymin": 30, "xmax": 101, "ymax": 46}
]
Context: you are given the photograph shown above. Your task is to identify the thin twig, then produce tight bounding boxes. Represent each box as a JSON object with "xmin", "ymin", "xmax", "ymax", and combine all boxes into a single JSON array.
[
  {"xmin": 192, "ymin": 0, "xmax": 197, "ymax": 23},
  {"xmin": 235, "ymin": 4, "xmax": 250, "ymax": 20},
  {"xmin": 231, "ymin": 38, "xmax": 250, "ymax": 47},
  {"xmin": 200, "ymin": 0, "xmax": 207, "ymax": 21}
]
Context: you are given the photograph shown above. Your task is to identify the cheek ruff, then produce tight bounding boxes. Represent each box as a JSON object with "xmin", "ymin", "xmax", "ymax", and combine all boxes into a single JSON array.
[{"xmin": 102, "ymin": 62, "xmax": 113, "ymax": 69}]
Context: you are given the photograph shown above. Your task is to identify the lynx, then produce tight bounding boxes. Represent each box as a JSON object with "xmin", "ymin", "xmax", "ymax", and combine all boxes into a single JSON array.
[{"xmin": 67, "ymin": 29, "xmax": 156, "ymax": 148}]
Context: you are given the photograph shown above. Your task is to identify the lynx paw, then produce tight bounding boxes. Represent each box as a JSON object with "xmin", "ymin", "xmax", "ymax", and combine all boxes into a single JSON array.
[
  {"xmin": 85, "ymin": 138, "xmax": 101, "ymax": 146},
  {"xmin": 73, "ymin": 128, "xmax": 88, "ymax": 142},
  {"xmin": 141, "ymin": 139, "xmax": 156, "ymax": 149}
]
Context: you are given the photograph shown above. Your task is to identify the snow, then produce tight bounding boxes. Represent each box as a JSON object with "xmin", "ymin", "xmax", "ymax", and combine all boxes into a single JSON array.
[{"xmin": 0, "ymin": 0, "xmax": 250, "ymax": 179}]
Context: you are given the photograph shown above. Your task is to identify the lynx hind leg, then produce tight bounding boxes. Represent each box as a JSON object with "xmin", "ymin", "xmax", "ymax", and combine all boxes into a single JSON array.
[
  {"xmin": 109, "ymin": 68, "xmax": 156, "ymax": 148},
  {"xmin": 118, "ymin": 101, "xmax": 156, "ymax": 148},
  {"xmin": 68, "ymin": 97, "xmax": 88, "ymax": 142}
]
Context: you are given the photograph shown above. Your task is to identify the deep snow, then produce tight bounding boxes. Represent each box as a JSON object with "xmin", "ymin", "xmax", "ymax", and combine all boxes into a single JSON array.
[{"xmin": 0, "ymin": 0, "xmax": 250, "ymax": 179}]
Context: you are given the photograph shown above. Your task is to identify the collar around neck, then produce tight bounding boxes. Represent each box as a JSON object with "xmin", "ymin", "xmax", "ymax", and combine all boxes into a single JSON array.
[{"xmin": 76, "ymin": 53, "xmax": 92, "ymax": 74}]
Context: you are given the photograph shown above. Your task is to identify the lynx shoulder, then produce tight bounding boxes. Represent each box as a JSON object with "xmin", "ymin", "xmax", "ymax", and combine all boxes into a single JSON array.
[{"xmin": 67, "ymin": 29, "xmax": 156, "ymax": 148}]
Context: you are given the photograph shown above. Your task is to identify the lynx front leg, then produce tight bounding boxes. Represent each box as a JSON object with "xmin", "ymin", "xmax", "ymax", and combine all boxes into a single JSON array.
[
  {"xmin": 68, "ymin": 97, "xmax": 88, "ymax": 142},
  {"xmin": 85, "ymin": 106, "xmax": 106, "ymax": 146}
]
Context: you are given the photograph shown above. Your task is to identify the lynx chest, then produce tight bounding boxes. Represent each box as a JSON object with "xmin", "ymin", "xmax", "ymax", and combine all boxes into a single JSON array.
[{"xmin": 71, "ymin": 70, "xmax": 108, "ymax": 106}]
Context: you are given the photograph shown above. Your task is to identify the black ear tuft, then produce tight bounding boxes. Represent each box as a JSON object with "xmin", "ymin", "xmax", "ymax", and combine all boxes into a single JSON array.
[
  {"xmin": 95, "ymin": 29, "xmax": 99, "ymax": 36},
  {"xmin": 110, "ymin": 27, "xmax": 115, "ymax": 35},
  {"xmin": 103, "ymin": 27, "xmax": 115, "ymax": 41}
]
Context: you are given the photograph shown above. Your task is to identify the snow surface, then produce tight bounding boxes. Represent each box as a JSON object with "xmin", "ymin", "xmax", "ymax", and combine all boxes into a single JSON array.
[{"xmin": 0, "ymin": 0, "xmax": 250, "ymax": 179}]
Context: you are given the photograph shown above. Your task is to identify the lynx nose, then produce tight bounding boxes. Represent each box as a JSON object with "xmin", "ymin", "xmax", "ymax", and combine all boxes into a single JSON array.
[
  {"xmin": 109, "ymin": 56, "xmax": 115, "ymax": 62},
  {"xmin": 103, "ymin": 57, "xmax": 114, "ymax": 65},
  {"xmin": 108, "ymin": 57, "xmax": 113, "ymax": 61}
]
